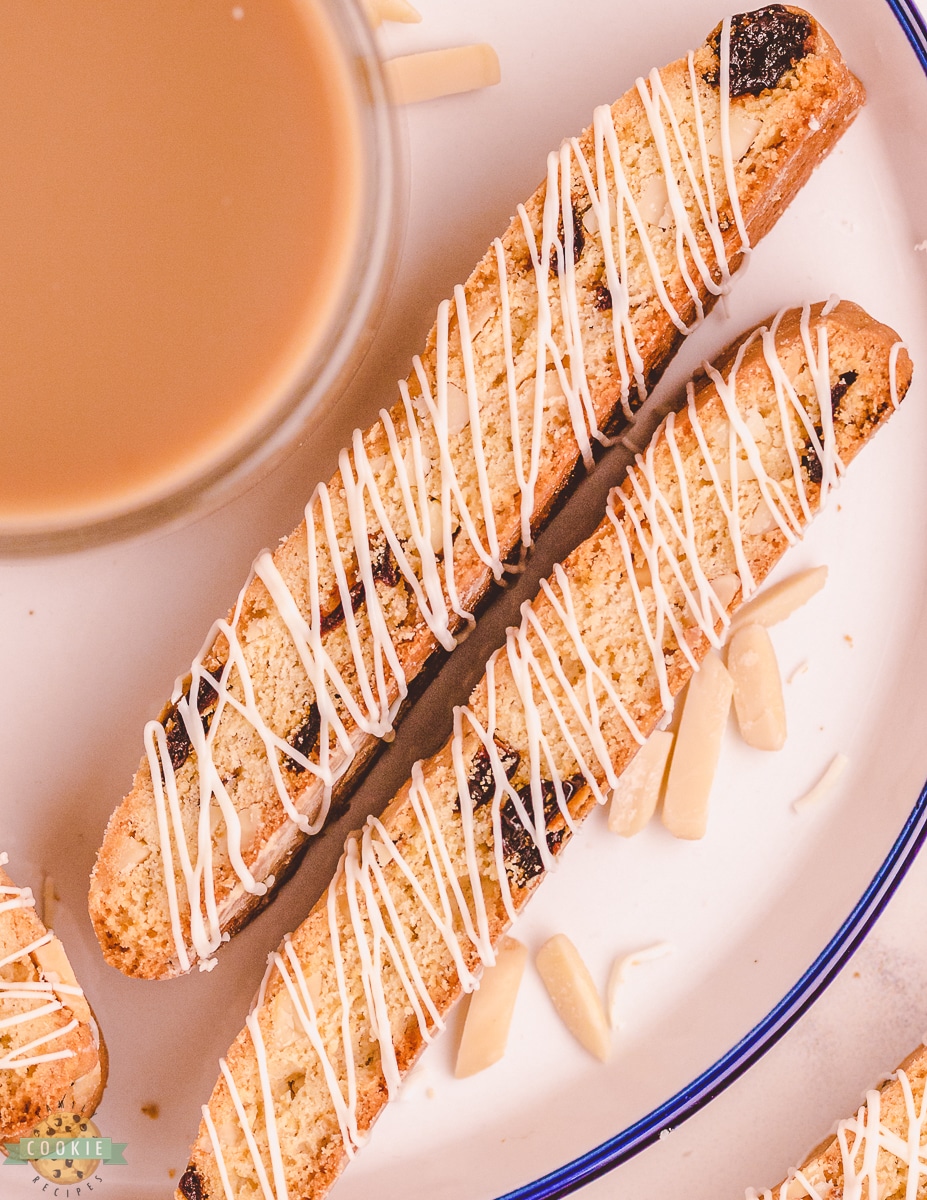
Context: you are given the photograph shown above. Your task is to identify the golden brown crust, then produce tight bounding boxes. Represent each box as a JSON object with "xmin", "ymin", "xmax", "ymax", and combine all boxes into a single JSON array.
[{"xmin": 177, "ymin": 300, "xmax": 911, "ymax": 1200}]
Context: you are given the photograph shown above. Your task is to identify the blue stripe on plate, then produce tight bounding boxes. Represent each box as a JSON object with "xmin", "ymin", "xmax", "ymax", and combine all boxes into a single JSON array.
[
  {"xmin": 887, "ymin": 0, "xmax": 927, "ymax": 67},
  {"xmin": 499, "ymin": 6, "xmax": 927, "ymax": 1194}
]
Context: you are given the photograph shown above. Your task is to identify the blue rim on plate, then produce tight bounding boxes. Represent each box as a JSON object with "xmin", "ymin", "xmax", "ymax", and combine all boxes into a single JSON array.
[{"xmin": 500, "ymin": 4, "xmax": 927, "ymax": 1196}]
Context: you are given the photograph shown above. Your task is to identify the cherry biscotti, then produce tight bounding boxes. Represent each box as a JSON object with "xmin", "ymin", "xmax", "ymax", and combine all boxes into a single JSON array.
[
  {"xmin": 175, "ymin": 300, "xmax": 913, "ymax": 1200},
  {"xmin": 747, "ymin": 1041, "xmax": 927, "ymax": 1199},
  {"xmin": 0, "ymin": 856, "xmax": 106, "ymax": 1141},
  {"xmin": 90, "ymin": 6, "xmax": 865, "ymax": 980}
]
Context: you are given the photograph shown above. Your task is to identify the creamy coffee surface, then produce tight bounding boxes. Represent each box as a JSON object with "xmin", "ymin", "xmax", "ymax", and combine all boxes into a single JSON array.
[{"xmin": 0, "ymin": 1, "xmax": 362, "ymax": 525}]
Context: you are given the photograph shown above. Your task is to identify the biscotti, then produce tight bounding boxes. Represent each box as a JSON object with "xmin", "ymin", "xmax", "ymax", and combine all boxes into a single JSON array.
[
  {"xmin": 90, "ymin": 7, "xmax": 865, "ymax": 981},
  {"xmin": 0, "ymin": 855, "xmax": 106, "ymax": 1141},
  {"xmin": 747, "ymin": 1041, "xmax": 927, "ymax": 1199},
  {"xmin": 176, "ymin": 301, "xmax": 912, "ymax": 1200}
]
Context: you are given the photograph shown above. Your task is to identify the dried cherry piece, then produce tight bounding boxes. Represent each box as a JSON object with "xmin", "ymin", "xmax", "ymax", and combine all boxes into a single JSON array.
[
  {"xmin": 285, "ymin": 704, "xmax": 321, "ymax": 773},
  {"xmin": 462, "ymin": 739, "xmax": 521, "ymax": 811},
  {"xmin": 550, "ymin": 204, "xmax": 585, "ymax": 275},
  {"xmin": 320, "ymin": 537, "xmax": 401, "ymax": 635},
  {"xmin": 371, "ymin": 536, "xmax": 401, "ymax": 589},
  {"xmin": 801, "ymin": 421, "xmax": 826, "ymax": 485},
  {"xmin": 162, "ymin": 711, "xmax": 192, "ymax": 773},
  {"xmin": 161, "ymin": 667, "xmax": 223, "ymax": 773},
  {"xmin": 196, "ymin": 669, "xmax": 221, "ymax": 714},
  {"xmin": 502, "ymin": 774, "xmax": 584, "ymax": 885},
  {"xmin": 592, "ymin": 284, "xmax": 613, "ymax": 312},
  {"xmin": 319, "ymin": 580, "xmax": 363, "ymax": 636},
  {"xmin": 707, "ymin": 6, "xmax": 813, "ymax": 97},
  {"xmin": 178, "ymin": 1167, "xmax": 204, "ymax": 1200},
  {"xmin": 830, "ymin": 369, "xmax": 858, "ymax": 415},
  {"xmin": 571, "ymin": 204, "xmax": 585, "ymax": 264},
  {"xmin": 319, "ymin": 600, "xmax": 346, "ymax": 637}
]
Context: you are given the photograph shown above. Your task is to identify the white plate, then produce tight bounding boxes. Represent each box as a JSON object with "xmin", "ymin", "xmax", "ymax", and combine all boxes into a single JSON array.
[{"xmin": 2, "ymin": 2, "xmax": 927, "ymax": 1198}]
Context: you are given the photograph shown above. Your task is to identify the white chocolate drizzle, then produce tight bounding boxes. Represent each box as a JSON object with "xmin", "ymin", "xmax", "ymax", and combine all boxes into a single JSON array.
[
  {"xmin": 202, "ymin": 300, "xmax": 901, "ymax": 1191},
  {"xmin": 746, "ymin": 1067, "xmax": 927, "ymax": 1200},
  {"xmin": 146, "ymin": 20, "xmax": 758, "ymax": 974},
  {"xmin": 0, "ymin": 854, "xmax": 83, "ymax": 1070}
]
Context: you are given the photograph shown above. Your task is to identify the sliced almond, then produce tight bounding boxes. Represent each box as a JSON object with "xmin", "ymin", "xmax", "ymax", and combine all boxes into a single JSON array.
[
  {"xmin": 731, "ymin": 565, "xmax": 827, "ymax": 631},
  {"xmin": 444, "ymin": 381, "xmax": 471, "ymax": 437},
  {"xmin": 272, "ymin": 988, "xmax": 301, "ymax": 1049},
  {"xmin": 33, "ymin": 937, "xmax": 93, "ymax": 1022},
  {"xmin": 455, "ymin": 936, "xmax": 527, "ymax": 1078},
  {"xmin": 426, "ymin": 498, "xmax": 445, "ymax": 554},
  {"xmin": 402, "ymin": 447, "xmax": 432, "ymax": 483},
  {"xmin": 661, "ymin": 651, "xmax": 733, "ymax": 840},
  {"xmin": 544, "ymin": 368, "xmax": 566, "ymax": 402},
  {"xmin": 536, "ymin": 934, "xmax": 609, "ymax": 1062},
  {"xmin": 744, "ymin": 407, "xmax": 771, "ymax": 445},
  {"xmin": 365, "ymin": 452, "xmax": 390, "ymax": 477},
  {"xmin": 113, "ymin": 833, "xmax": 151, "ymax": 874},
  {"xmin": 699, "ymin": 453, "xmax": 757, "ymax": 483},
  {"xmin": 745, "ymin": 497, "xmax": 778, "ymax": 536},
  {"xmin": 218, "ymin": 1116, "xmax": 244, "ymax": 1149},
  {"xmin": 213, "ymin": 804, "xmax": 262, "ymax": 857},
  {"xmin": 608, "ymin": 730, "xmax": 674, "ymax": 837},
  {"xmin": 238, "ymin": 806, "xmax": 261, "ymax": 855},
  {"xmin": 383, "ymin": 44, "xmax": 501, "ymax": 106},
  {"xmin": 709, "ymin": 573, "xmax": 742, "ymax": 612},
  {"xmin": 708, "ymin": 109, "xmax": 763, "ymax": 161},
  {"xmin": 730, "ymin": 112, "xmax": 763, "ymax": 159},
  {"xmin": 638, "ymin": 174, "xmax": 669, "ymax": 226},
  {"xmin": 466, "ymin": 294, "xmax": 495, "ymax": 337},
  {"xmin": 728, "ymin": 623, "xmax": 786, "ymax": 751},
  {"xmin": 33, "ymin": 935, "xmax": 78, "ymax": 988},
  {"xmin": 582, "ymin": 195, "xmax": 618, "ymax": 237},
  {"xmin": 305, "ymin": 970, "xmax": 324, "ymax": 1011}
]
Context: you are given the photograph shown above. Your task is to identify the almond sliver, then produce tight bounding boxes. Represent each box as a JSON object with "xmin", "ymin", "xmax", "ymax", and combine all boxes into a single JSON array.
[
  {"xmin": 366, "ymin": 0, "xmax": 421, "ymax": 26},
  {"xmin": 731, "ymin": 565, "xmax": 827, "ymax": 630},
  {"xmin": 662, "ymin": 651, "xmax": 733, "ymax": 840},
  {"xmin": 536, "ymin": 934, "xmax": 610, "ymax": 1062},
  {"xmin": 383, "ymin": 44, "xmax": 501, "ymax": 106},
  {"xmin": 608, "ymin": 730, "xmax": 674, "ymax": 836},
  {"xmin": 455, "ymin": 936, "xmax": 527, "ymax": 1078},
  {"xmin": 728, "ymin": 623, "xmax": 787, "ymax": 751}
]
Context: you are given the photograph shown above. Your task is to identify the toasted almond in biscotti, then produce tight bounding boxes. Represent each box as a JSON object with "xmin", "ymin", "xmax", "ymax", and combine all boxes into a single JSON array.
[
  {"xmin": 90, "ymin": 7, "xmax": 865, "ymax": 981},
  {"xmin": 748, "ymin": 1041, "xmax": 927, "ymax": 1199},
  {"xmin": 0, "ymin": 856, "xmax": 106, "ymax": 1140},
  {"xmin": 176, "ymin": 301, "xmax": 912, "ymax": 1200}
]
